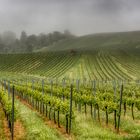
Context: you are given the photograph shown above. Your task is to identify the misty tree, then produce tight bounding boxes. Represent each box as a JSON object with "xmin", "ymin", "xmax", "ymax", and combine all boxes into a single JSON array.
[
  {"xmin": 52, "ymin": 31, "xmax": 64, "ymax": 41},
  {"xmin": 26, "ymin": 34, "xmax": 37, "ymax": 51},
  {"xmin": 64, "ymin": 29, "xmax": 74, "ymax": 38},
  {"xmin": 38, "ymin": 33, "xmax": 48, "ymax": 48},
  {"xmin": 0, "ymin": 30, "xmax": 75, "ymax": 53},
  {"xmin": 26, "ymin": 44, "xmax": 33, "ymax": 52},
  {"xmin": 2, "ymin": 31, "xmax": 16, "ymax": 45},
  {"xmin": 0, "ymin": 35, "xmax": 5, "ymax": 52},
  {"xmin": 19, "ymin": 31, "xmax": 28, "ymax": 52},
  {"xmin": 20, "ymin": 31, "xmax": 27, "ymax": 43},
  {"xmin": 0, "ymin": 34, "xmax": 4, "ymax": 52}
]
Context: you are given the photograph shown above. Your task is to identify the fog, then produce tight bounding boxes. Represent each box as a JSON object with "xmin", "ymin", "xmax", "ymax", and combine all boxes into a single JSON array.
[{"xmin": 0, "ymin": 0, "xmax": 140, "ymax": 37}]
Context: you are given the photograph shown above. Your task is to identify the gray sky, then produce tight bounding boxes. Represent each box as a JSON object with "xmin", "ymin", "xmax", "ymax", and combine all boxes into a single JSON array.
[{"xmin": 0, "ymin": 0, "xmax": 140, "ymax": 37}]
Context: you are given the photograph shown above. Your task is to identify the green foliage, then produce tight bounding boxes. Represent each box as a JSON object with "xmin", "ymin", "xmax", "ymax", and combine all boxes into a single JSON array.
[
  {"xmin": 0, "ymin": 90, "xmax": 17, "ymax": 122},
  {"xmin": 14, "ymin": 84, "xmax": 71, "ymax": 116}
]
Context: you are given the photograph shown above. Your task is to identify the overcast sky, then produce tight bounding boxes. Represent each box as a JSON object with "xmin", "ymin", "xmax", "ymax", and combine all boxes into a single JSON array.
[{"xmin": 0, "ymin": 0, "xmax": 140, "ymax": 37}]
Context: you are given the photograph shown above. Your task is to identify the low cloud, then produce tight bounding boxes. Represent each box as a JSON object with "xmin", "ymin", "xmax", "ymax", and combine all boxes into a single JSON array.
[{"xmin": 0, "ymin": 0, "xmax": 140, "ymax": 36}]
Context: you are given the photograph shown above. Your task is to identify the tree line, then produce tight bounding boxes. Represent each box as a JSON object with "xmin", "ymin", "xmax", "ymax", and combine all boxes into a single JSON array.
[{"xmin": 0, "ymin": 30, "xmax": 74, "ymax": 53}]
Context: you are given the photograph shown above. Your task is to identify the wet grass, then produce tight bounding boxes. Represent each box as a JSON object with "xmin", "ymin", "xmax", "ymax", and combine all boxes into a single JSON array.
[{"xmin": 15, "ymin": 99, "xmax": 65, "ymax": 140}]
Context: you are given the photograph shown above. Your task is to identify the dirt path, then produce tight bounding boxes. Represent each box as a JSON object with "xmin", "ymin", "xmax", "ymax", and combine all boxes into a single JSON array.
[
  {"xmin": 0, "ymin": 103, "xmax": 26, "ymax": 140},
  {"xmin": 0, "ymin": 103, "xmax": 7, "ymax": 140}
]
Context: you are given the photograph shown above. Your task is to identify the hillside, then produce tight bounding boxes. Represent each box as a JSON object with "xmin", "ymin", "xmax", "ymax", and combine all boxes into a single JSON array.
[
  {"xmin": 0, "ymin": 31, "xmax": 140, "ymax": 80},
  {"xmin": 35, "ymin": 31, "xmax": 140, "ymax": 53}
]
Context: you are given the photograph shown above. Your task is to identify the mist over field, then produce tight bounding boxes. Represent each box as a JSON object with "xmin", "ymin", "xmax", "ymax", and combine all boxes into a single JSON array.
[{"xmin": 0, "ymin": 0, "xmax": 140, "ymax": 53}]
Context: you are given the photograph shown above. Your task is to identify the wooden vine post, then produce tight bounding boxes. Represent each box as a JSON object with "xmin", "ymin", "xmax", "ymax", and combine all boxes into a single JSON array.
[
  {"xmin": 113, "ymin": 80, "xmax": 117, "ymax": 129},
  {"xmin": 11, "ymin": 85, "xmax": 15, "ymax": 140},
  {"xmin": 69, "ymin": 84, "xmax": 73, "ymax": 134},
  {"xmin": 117, "ymin": 83, "xmax": 123, "ymax": 133}
]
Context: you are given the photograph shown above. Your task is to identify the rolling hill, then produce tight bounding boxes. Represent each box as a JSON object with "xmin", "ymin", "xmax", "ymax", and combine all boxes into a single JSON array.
[
  {"xmin": 0, "ymin": 31, "xmax": 140, "ymax": 81},
  {"xmin": 35, "ymin": 31, "xmax": 140, "ymax": 52}
]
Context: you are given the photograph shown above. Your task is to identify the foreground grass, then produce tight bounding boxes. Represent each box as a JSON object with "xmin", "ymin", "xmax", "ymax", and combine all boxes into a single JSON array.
[
  {"xmin": 72, "ymin": 113, "xmax": 123, "ymax": 140},
  {"xmin": 0, "ymin": 104, "xmax": 6, "ymax": 140},
  {"xmin": 15, "ymin": 99, "xmax": 65, "ymax": 140},
  {"xmin": 120, "ymin": 108, "xmax": 140, "ymax": 139},
  {"xmin": 71, "ymin": 109, "xmax": 140, "ymax": 140}
]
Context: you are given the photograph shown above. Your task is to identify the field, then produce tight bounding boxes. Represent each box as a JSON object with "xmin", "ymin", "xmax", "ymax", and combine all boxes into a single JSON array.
[
  {"xmin": 0, "ymin": 31, "xmax": 140, "ymax": 140},
  {"xmin": 0, "ymin": 50, "xmax": 140, "ymax": 81},
  {"xmin": 0, "ymin": 31, "xmax": 140, "ymax": 80}
]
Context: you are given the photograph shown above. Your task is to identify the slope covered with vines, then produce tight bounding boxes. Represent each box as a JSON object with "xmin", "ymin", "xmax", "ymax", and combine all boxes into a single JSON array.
[{"xmin": 0, "ymin": 50, "xmax": 140, "ymax": 80}]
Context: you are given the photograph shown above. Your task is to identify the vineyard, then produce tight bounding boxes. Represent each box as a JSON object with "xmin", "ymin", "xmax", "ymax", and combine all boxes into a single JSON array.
[
  {"xmin": 0, "ymin": 78, "xmax": 140, "ymax": 139},
  {"xmin": 0, "ymin": 31, "xmax": 140, "ymax": 139},
  {"xmin": 0, "ymin": 50, "xmax": 140, "ymax": 81}
]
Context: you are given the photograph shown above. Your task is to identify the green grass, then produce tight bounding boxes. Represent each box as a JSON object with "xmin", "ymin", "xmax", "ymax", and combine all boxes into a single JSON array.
[
  {"xmin": 120, "ymin": 109, "xmax": 140, "ymax": 139},
  {"xmin": 15, "ymin": 99, "xmax": 65, "ymax": 140},
  {"xmin": 72, "ymin": 112, "xmax": 130, "ymax": 140},
  {"xmin": 71, "ymin": 108, "xmax": 140, "ymax": 140},
  {"xmin": 73, "ymin": 113, "xmax": 123, "ymax": 140}
]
